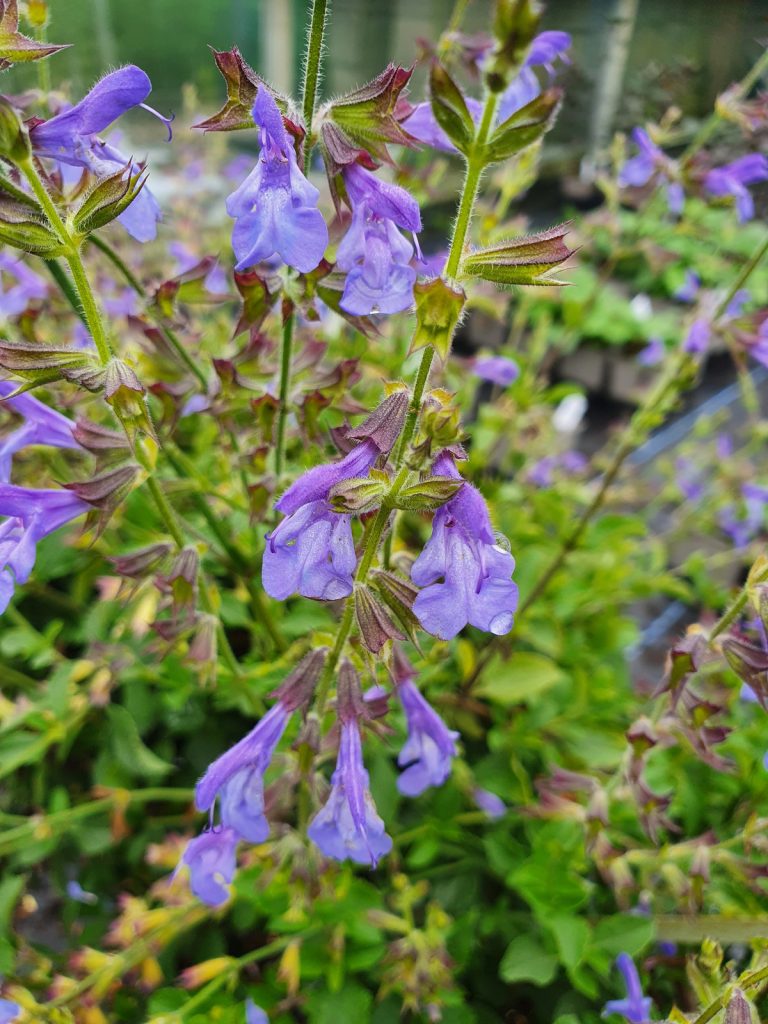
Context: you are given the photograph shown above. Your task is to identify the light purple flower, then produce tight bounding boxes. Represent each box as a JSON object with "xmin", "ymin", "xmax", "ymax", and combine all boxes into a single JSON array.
[
  {"xmin": 226, "ymin": 86, "xmax": 328, "ymax": 273},
  {"xmin": 195, "ymin": 702, "xmax": 290, "ymax": 843},
  {"xmin": 412, "ymin": 453, "xmax": 518, "ymax": 641},
  {"xmin": 397, "ymin": 677, "xmax": 459, "ymax": 796},
  {"xmin": 619, "ymin": 128, "xmax": 683, "ymax": 215},
  {"xmin": 0, "ymin": 1000, "xmax": 19, "ymax": 1024},
  {"xmin": 0, "ymin": 253, "xmax": 47, "ymax": 319},
  {"xmin": 603, "ymin": 953, "xmax": 652, "ymax": 1023},
  {"xmin": 66, "ymin": 879, "xmax": 98, "ymax": 905},
  {"xmin": 719, "ymin": 485, "xmax": 766, "ymax": 548},
  {"xmin": 637, "ymin": 337, "xmax": 664, "ymax": 366},
  {"xmin": 473, "ymin": 355, "xmax": 519, "ymax": 387},
  {"xmin": 337, "ymin": 164, "xmax": 421, "ymax": 316},
  {"xmin": 725, "ymin": 288, "xmax": 750, "ymax": 319},
  {"xmin": 0, "ymin": 381, "xmax": 79, "ymax": 481},
  {"xmin": 525, "ymin": 30, "xmax": 572, "ymax": 71},
  {"xmin": 168, "ymin": 243, "xmax": 229, "ymax": 295},
  {"xmin": 683, "ymin": 318, "xmax": 710, "ymax": 355},
  {"xmin": 674, "ymin": 270, "xmax": 700, "ymax": 303},
  {"xmin": 0, "ymin": 484, "xmax": 89, "ymax": 613},
  {"xmin": 704, "ymin": 154, "xmax": 768, "ymax": 222},
  {"xmin": 180, "ymin": 826, "xmax": 239, "ymax": 906},
  {"xmin": 308, "ymin": 719, "xmax": 392, "ymax": 866},
  {"xmin": 473, "ymin": 787, "xmax": 507, "ymax": 819},
  {"xmin": 748, "ymin": 319, "xmax": 768, "ymax": 368},
  {"xmin": 30, "ymin": 66, "xmax": 168, "ymax": 242},
  {"xmin": 246, "ymin": 1000, "xmax": 269, "ymax": 1024},
  {"xmin": 263, "ymin": 440, "xmax": 380, "ymax": 601}
]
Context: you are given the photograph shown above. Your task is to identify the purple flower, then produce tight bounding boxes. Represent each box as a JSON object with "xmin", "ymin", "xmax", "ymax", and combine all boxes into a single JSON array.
[
  {"xmin": 637, "ymin": 337, "xmax": 664, "ymax": 367},
  {"xmin": 619, "ymin": 128, "xmax": 683, "ymax": 215},
  {"xmin": 263, "ymin": 440, "xmax": 380, "ymax": 602},
  {"xmin": 683, "ymin": 318, "xmax": 710, "ymax": 355},
  {"xmin": 674, "ymin": 269, "xmax": 700, "ymax": 303},
  {"xmin": 225, "ymin": 86, "xmax": 328, "ymax": 273},
  {"xmin": 704, "ymin": 154, "xmax": 768, "ymax": 222},
  {"xmin": 525, "ymin": 30, "xmax": 572, "ymax": 71},
  {"xmin": 397, "ymin": 677, "xmax": 459, "ymax": 796},
  {"xmin": 473, "ymin": 787, "xmax": 507, "ymax": 819},
  {"xmin": 30, "ymin": 66, "xmax": 169, "ymax": 242},
  {"xmin": 246, "ymin": 1000, "xmax": 269, "ymax": 1024},
  {"xmin": 412, "ymin": 453, "xmax": 518, "ymax": 641},
  {"xmin": 180, "ymin": 826, "xmax": 239, "ymax": 906},
  {"xmin": 66, "ymin": 879, "xmax": 98, "ymax": 905},
  {"xmin": 718, "ymin": 486, "xmax": 766, "ymax": 548},
  {"xmin": 337, "ymin": 164, "xmax": 421, "ymax": 316},
  {"xmin": 196, "ymin": 702, "xmax": 290, "ymax": 843},
  {"xmin": 0, "ymin": 381, "xmax": 79, "ymax": 481},
  {"xmin": 528, "ymin": 456, "xmax": 556, "ymax": 488},
  {"xmin": 603, "ymin": 953, "xmax": 652, "ymax": 1023},
  {"xmin": 725, "ymin": 288, "xmax": 750, "ymax": 319},
  {"xmin": 748, "ymin": 319, "xmax": 768, "ymax": 368},
  {"xmin": 168, "ymin": 243, "xmax": 229, "ymax": 295},
  {"xmin": 0, "ymin": 253, "xmax": 47, "ymax": 319},
  {"xmin": 308, "ymin": 719, "xmax": 392, "ymax": 866},
  {"xmin": 0, "ymin": 484, "xmax": 89, "ymax": 613},
  {"xmin": 473, "ymin": 355, "xmax": 519, "ymax": 387},
  {"xmin": 0, "ymin": 1001, "xmax": 19, "ymax": 1024}
]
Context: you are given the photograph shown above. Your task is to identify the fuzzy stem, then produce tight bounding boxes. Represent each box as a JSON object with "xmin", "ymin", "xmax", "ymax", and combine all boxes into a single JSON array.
[
  {"xmin": 300, "ymin": 0, "xmax": 330, "ymax": 171},
  {"xmin": 692, "ymin": 965, "xmax": 768, "ymax": 1024},
  {"xmin": 275, "ymin": 308, "xmax": 295, "ymax": 478}
]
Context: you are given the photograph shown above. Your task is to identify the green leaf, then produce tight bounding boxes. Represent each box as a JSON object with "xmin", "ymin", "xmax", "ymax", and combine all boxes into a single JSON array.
[
  {"xmin": 429, "ymin": 60, "xmax": 475, "ymax": 154},
  {"xmin": 0, "ymin": 874, "xmax": 24, "ymax": 938},
  {"xmin": 546, "ymin": 914, "xmax": 591, "ymax": 970},
  {"xmin": 474, "ymin": 651, "xmax": 564, "ymax": 705},
  {"xmin": 106, "ymin": 705, "xmax": 174, "ymax": 781},
  {"xmin": 484, "ymin": 89, "xmax": 561, "ymax": 164},
  {"xmin": 499, "ymin": 934, "xmax": 559, "ymax": 986},
  {"xmin": 589, "ymin": 914, "xmax": 654, "ymax": 968},
  {"xmin": 306, "ymin": 983, "xmax": 373, "ymax": 1024}
]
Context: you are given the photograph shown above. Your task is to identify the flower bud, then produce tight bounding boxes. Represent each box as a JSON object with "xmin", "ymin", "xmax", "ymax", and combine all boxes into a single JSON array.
[
  {"xmin": 347, "ymin": 389, "xmax": 409, "ymax": 455},
  {"xmin": 179, "ymin": 956, "xmax": 236, "ymax": 989},
  {"xmin": 104, "ymin": 358, "xmax": 155, "ymax": 441},
  {"xmin": 109, "ymin": 542, "xmax": 172, "ymax": 578},
  {"xmin": 411, "ymin": 278, "xmax": 466, "ymax": 359},
  {"xmin": 355, "ymin": 584, "xmax": 405, "ymax": 654},
  {"xmin": 726, "ymin": 989, "xmax": 756, "ymax": 1024},
  {"xmin": 0, "ymin": 96, "xmax": 29, "ymax": 162},
  {"xmin": 329, "ymin": 472, "xmax": 389, "ymax": 513},
  {"xmin": 271, "ymin": 648, "xmax": 328, "ymax": 711}
]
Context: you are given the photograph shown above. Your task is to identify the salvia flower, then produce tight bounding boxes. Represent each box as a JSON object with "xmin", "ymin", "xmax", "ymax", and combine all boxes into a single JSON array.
[
  {"xmin": 472, "ymin": 355, "xmax": 519, "ymax": 387},
  {"xmin": 683, "ymin": 318, "xmax": 711, "ymax": 355},
  {"xmin": 337, "ymin": 164, "xmax": 422, "ymax": 316},
  {"xmin": 30, "ymin": 65, "xmax": 169, "ymax": 242},
  {"xmin": 412, "ymin": 452, "xmax": 518, "ymax": 640},
  {"xmin": 637, "ymin": 336, "xmax": 665, "ymax": 367},
  {"xmin": 308, "ymin": 692, "xmax": 392, "ymax": 865},
  {"xmin": 602, "ymin": 953, "xmax": 652, "ymax": 1023},
  {"xmin": 225, "ymin": 85, "xmax": 328, "ymax": 273},
  {"xmin": 180, "ymin": 826, "xmax": 239, "ymax": 906},
  {"xmin": 0, "ymin": 253, "xmax": 47, "ymax": 320},
  {"xmin": 0, "ymin": 1001, "xmax": 19, "ymax": 1024},
  {"xmin": 195, "ymin": 650, "xmax": 325, "ymax": 845},
  {"xmin": 263, "ymin": 439, "xmax": 380, "ymax": 601},
  {"xmin": 245, "ymin": 1000, "xmax": 269, "ymax": 1024},
  {"xmin": 619, "ymin": 127, "xmax": 683, "ymax": 215},
  {"xmin": 0, "ymin": 381, "xmax": 79, "ymax": 481},
  {"xmin": 473, "ymin": 787, "xmax": 507, "ymax": 819},
  {"xmin": 704, "ymin": 154, "xmax": 768, "ymax": 222},
  {"xmin": 0, "ymin": 484, "xmax": 89, "ymax": 613},
  {"xmin": 674, "ymin": 269, "xmax": 700, "ymax": 303},
  {"xmin": 394, "ymin": 652, "xmax": 459, "ymax": 796}
]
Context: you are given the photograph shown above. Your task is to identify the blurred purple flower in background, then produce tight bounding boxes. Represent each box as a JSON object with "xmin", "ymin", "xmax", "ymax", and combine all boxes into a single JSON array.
[
  {"xmin": 0, "ymin": 380, "xmax": 79, "ymax": 480},
  {"xmin": 473, "ymin": 787, "xmax": 507, "ymax": 819},
  {"xmin": 674, "ymin": 269, "xmax": 700, "ymax": 303},
  {"xmin": 0, "ymin": 253, "xmax": 47, "ymax": 319},
  {"xmin": 637, "ymin": 336, "xmax": 665, "ymax": 366},
  {"xmin": 683, "ymin": 318, "xmax": 710, "ymax": 355},
  {"xmin": 181, "ymin": 826, "xmax": 239, "ymax": 906},
  {"xmin": 603, "ymin": 953, "xmax": 652, "ymax": 1023},
  {"xmin": 396, "ymin": 670, "xmax": 459, "ymax": 796},
  {"xmin": 704, "ymin": 154, "xmax": 768, "ymax": 222},
  {"xmin": 472, "ymin": 355, "xmax": 519, "ymax": 386},
  {"xmin": 226, "ymin": 86, "xmax": 328, "ymax": 273},
  {"xmin": 619, "ymin": 128, "xmax": 683, "ymax": 215},
  {"xmin": 245, "ymin": 1000, "xmax": 269, "ymax": 1024},
  {"xmin": 0, "ymin": 1000, "xmax": 19, "ymax": 1023}
]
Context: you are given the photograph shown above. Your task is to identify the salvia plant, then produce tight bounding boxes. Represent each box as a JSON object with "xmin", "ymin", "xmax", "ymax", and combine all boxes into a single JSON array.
[{"xmin": 0, "ymin": 0, "xmax": 768, "ymax": 1021}]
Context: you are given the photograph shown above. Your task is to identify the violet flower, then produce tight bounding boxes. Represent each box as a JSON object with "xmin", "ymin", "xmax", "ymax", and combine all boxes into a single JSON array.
[
  {"xmin": 0, "ymin": 1001, "xmax": 19, "ymax": 1024},
  {"xmin": 196, "ymin": 702, "xmax": 290, "ymax": 843},
  {"xmin": 0, "ymin": 380, "xmax": 79, "ymax": 481},
  {"xmin": 725, "ymin": 288, "xmax": 750, "ymax": 319},
  {"xmin": 412, "ymin": 452, "xmax": 518, "ymax": 641},
  {"xmin": 0, "ymin": 252, "xmax": 47, "ymax": 320},
  {"xmin": 180, "ymin": 826, "xmax": 239, "ymax": 906},
  {"xmin": 673, "ymin": 269, "xmax": 700, "ymax": 303},
  {"xmin": 683, "ymin": 318, "xmax": 710, "ymax": 355},
  {"xmin": 226, "ymin": 86, "xmax": 328, "ymax": 273},
  {"xmin": 619, "ymin": 128, "xmax": 683, "ymax": 215},
  {"xmin": 246, "ymin": 1001, "xmax": 269, "ymax": 1024},
  {"xmin": 405, "ymin": 30, "xmax": 570, "ymax": 151},
  {"xmin": 66, "ymin": 879, "xmax": 98, "ymax": 905},
  {"xmin": 472, "ymin": 355, "xmax": 519, "ymax": 387},
  {"xmin": 719, "ymin": 485, "xmax": 766, "ymax": 549},
  {"xmin": 704, "ymin": 154, "xmax": 768, "ymax": 222},
  {"xmin": 637, "ymin": 337, "xmax": 665, "ymax": 366},
  {"xmin": 30, "ymin": 65, "xmax": 169, "ymax": 243},
  {"xmin": 0, "ymin": 484, "xmax": 89, "ymax": 613},
  {"xmin": 395, "ymin": 655, "xmax": 459, "ymax": 796},
  {"xmin": 168, "ymin": 243, "xmax": 229, "ymax": 295},
  {"xmin": 473, "ymin": 787, "xmax": 507, "ymax": 819},
  {"xmin": 603, "ymin": 953, "xmax": 652, "ymax": 1023},
  {"xmin": 263, "ymin": 439, "xmax": 380, "ymax": 601},
  {"xmin": 337, "ymin": 164, "xmax": 422, "ymax": 316},
  {"xmin": 308, "ymin": 718, "xmax": 392, "ymax": 866}
]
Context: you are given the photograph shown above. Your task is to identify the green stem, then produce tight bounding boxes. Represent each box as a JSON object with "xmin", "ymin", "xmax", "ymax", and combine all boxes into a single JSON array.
[
  {"xmin": 710, "ymin": 561, "xmax": 768, "ymax": 642},
  {"xmin": 145, "ymin": 475, "xmax": 186, "ymax": 548},
  {"xmin": 42, "ymin": 257, "xmax": 89, "ymax": 326},
  {"xmin": 89, "ymin": 234, "xmax": 209, "ymax": 388},
  {"xmin": 681, "ymin": 47, "xmax": 768, "ymax": 166},
  {"xmin": 275, "ymin": 308, "xmax": 295, "ymax": 478},
  {"xmin": 300, "ymin": 0, "xmax": 330, "ymax": 171}
]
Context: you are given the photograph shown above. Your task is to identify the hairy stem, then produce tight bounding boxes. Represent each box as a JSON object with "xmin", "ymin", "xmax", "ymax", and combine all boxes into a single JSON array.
[
  {"xmin": 275, "ymin": 307, "xmax": 295, "ymax": 478},
  {"xmin": 300, "ymin": 0, "xmax": 330, "ymax": 170}
]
